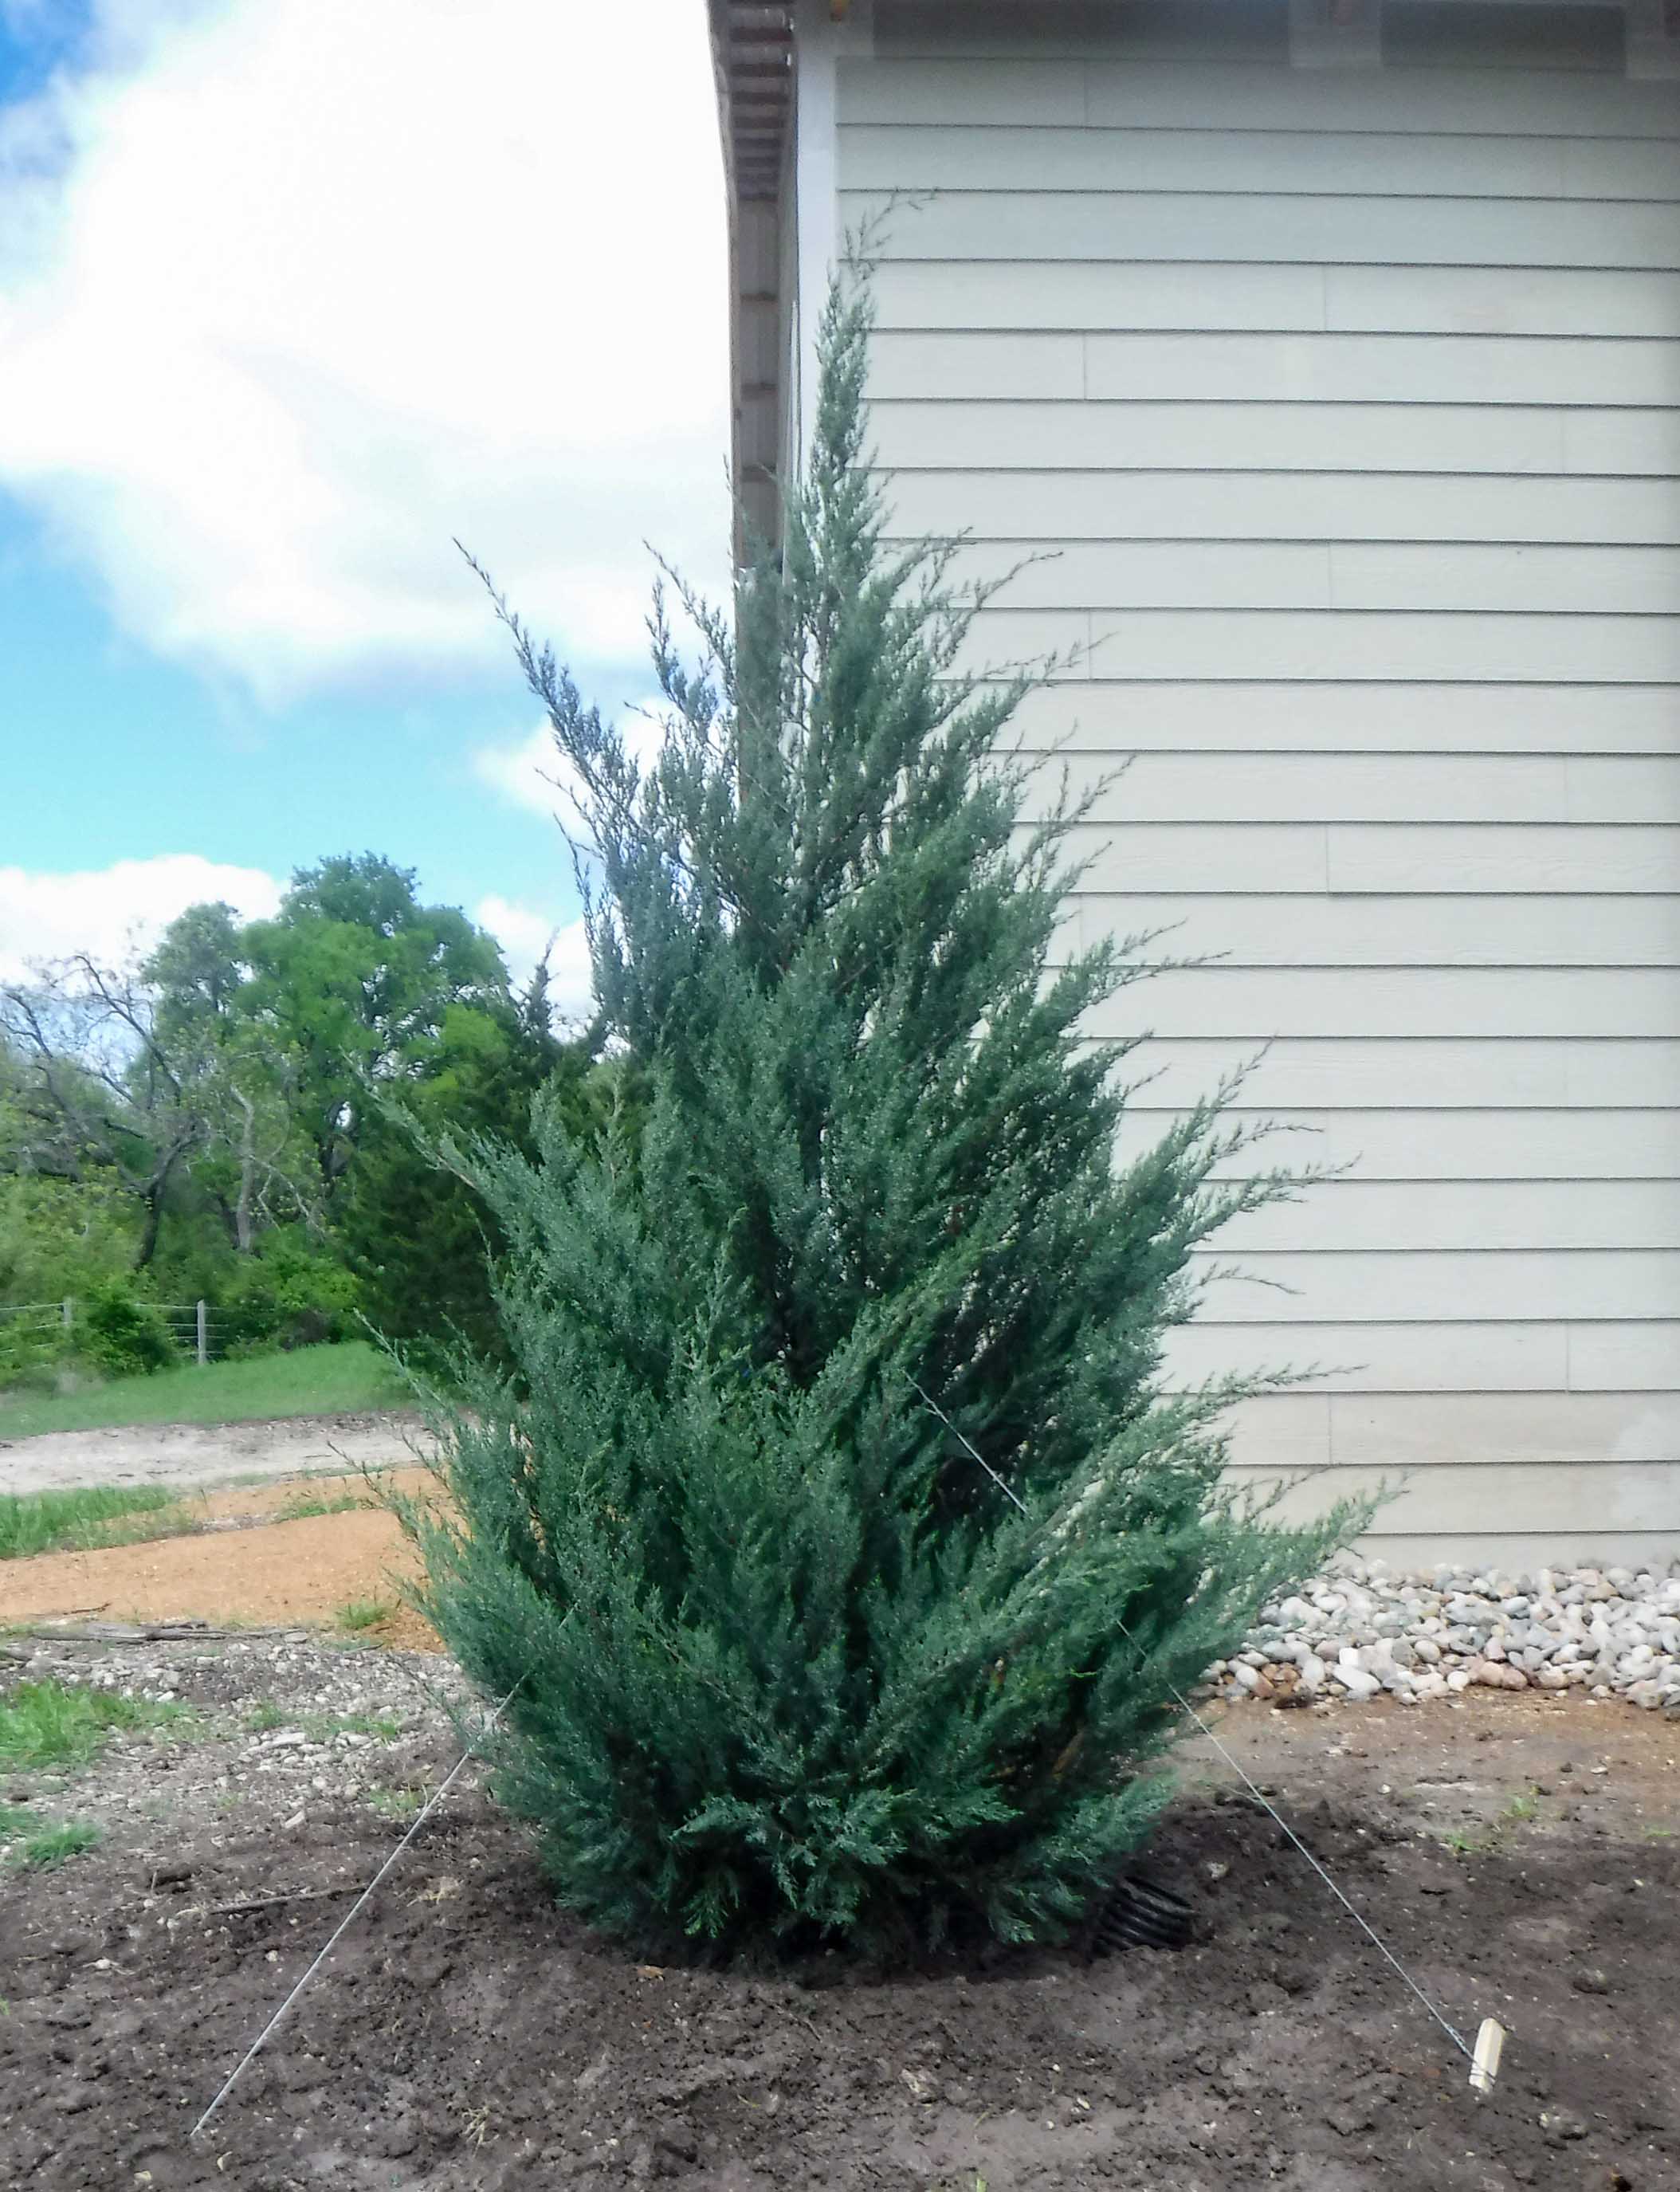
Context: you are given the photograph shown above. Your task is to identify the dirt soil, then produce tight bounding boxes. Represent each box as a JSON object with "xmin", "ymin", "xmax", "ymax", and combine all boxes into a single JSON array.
[
  {"xmin": 0, "ymin": 1471, "xmax": 435, "ymax": 1647},
  {"xmin": 2, "ymin": 1628, "xmax": 1675, "ymax": 2192},
  {"xmin": 0, "ymin": 1412, "xmax": 431, "ymax": 1499}
]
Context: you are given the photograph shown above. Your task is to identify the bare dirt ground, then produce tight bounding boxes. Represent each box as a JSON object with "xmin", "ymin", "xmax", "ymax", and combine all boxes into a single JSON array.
[
  {"xmin": 1, "ymin": 1624, "xmax": 1675, "ymax": 2192},
  {"xmin": 2, "ymin": 1425, "xmax": 1675, "ymax": 2186},
  {"xmin": 0, "ymin": 1412, "xmax": 432, "ymax": 1499},
  {"xmin": 0, "ymin": 1470, "xmax": 435, "ymax": 1646}
]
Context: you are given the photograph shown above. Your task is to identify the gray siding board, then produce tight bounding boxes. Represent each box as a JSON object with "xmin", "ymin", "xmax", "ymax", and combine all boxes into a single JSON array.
[
  {"xmin": 841, "ymin": 55, "xmax": 1680, "ymax": 136},
  {"xmin": 1067, "ymin": 891, "xmax": 1680, "ymax": 962},
  {"xmin": 866, "ymin": 259, "xmax": 1680, "ymax": 339},
  {"xmin": 1217, "ymin": 1182, "xmax": 1680, "ymax": 1252},
  {"xmin": 1113, "ymin": 1109, "xmax": 1680, "ymax": 1180},
  {"xmin": 1033, "ymin": 754, "xmax": 1680, "ymax": 824},
  {"xmin": 1083, "ymin": 967, "xmax": 1680, "ymax": 1040},
  {"xmin": 881, "ymin": 473, "xmax": 1680, "ymax": 544},
  {"xmin": 1189, "ymin": 1249, "xmax": 1680, "ymax": 1323},
  {"xmin": 1232, "ymin": 1391, "xmax": 1680, "ymax": 1467},
  {"xmin": 938, "ymin": 542, "xmax": 1680, "ymax": 613},
  {"xmin": 1228, "ymin": 1463, "xmax": 1680, "ymax": 1538},
  {"xmin": 842, "ymin": 188, "xmax": 1680, "ymax": 270},
  {"xmin": 1038, "ymin": 818, "xmax": 1680, "ymax": 892},
  {"xmin": 868, "ymin": 327, "xmax": 1680, "ymax": 403},
  {"xmin": 841, "ymin": 122, "xmax": 1680, "ymax": 201},
  {"xmin": 1074, "ymin": 611, "xmax": 1680, "ymax": 682},
  {"xmin": 1165, "ymin": 1321, "xmax": 1679, "ymax": 1391},
  {"xmin": 1082, "ymin": 332, "xmax": 1680, "ymax": 405},
  {"xmin": 867, "ymin": 410, "xmax": 1680, "ymax": 486},
  {"xmin": 1005, "ymin": 682, "xmax": 1680, "ymax": 753},
  {"xmin": 1102, "ymin": 1038, "xmax": 1680, "ymax": 1108}
]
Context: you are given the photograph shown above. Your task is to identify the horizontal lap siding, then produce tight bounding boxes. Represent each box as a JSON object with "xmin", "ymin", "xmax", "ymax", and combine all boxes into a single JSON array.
[
  {"xmin": 1037, "ymin": 820, "xmax": 1678, "ymax": 890},
  {"xmin": 1083, "ymin": 968, "xmax": 1680, "ymax": 1038},
  {"xmin": 838, "ymin": 5, "xmax": 1680, "ymax": 1562},
  {"xmin": 1162, "ymin": 1320, "xmax": 1679, "ymax": 1389},
  {"xmin": 870, "ymin": 329, "xmax": 1680, "ymax": 402},
  {"xmin": 962, "ymin": 608, "xmax": 1680, "ymax": 680},
  {"xmin": 1097, "ymin": 1039, "xmax": 1680, "ymax": 1106},
  {"xmin": 1003, "ymin": 685, "xmax": 1680, "ymax": 750},
  {"xmin": 968, "ymin": 544, "xmax": 1680, "ymax": 610},
  {"xmin": 873, "ymin": 402, "xmax": 1680, "ymax": 473},
  {"xmin": 1111, "ymin": 1110, "xmax": 1680, "ymax": 1178},
  {"xmin": 1035, "ymin": 756, "xmax": 1680, "ymax": 822},
  {"xmin": 867, "ymin": 261, "xmax": 1680, "ymax": 339},
  {"xmin": 904, "ymin": 475, "xmax": 1680, "ymax": 541}
]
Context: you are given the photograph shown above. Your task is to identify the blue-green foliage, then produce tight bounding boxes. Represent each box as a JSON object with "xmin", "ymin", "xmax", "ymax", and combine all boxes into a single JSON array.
[{"xmin": 406, "ymin": 278, "xmax": 1356, "ymax": 1957}]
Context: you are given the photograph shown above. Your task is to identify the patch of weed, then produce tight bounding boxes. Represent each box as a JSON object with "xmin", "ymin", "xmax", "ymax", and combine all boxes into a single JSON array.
[
  {"xmin": 370, "ymin": 1785, "xmax": 423, "ymax": 1822},
  {"xmin": 277, "ymin": 1491, "xmax": 363, "ymax": 1523},
  {"xmin": 1441, "ymin": 1826, "xmax": 1494, "ymax": 1857},
  {"xmin": 301, "ymin": 1711, "xmax": 401, "ymax": 1742},
  {"xmin": 336, "ymin": 1598, "xmax": 395, "ymax": 1633},
  {"xmin": 1441, "ymin": 1788, "xmax": 1544, "ymax": 1860},
  {"xmin": 0, "ymin": 1484, "xmax": 179, "ymax": 1560},
  {"xmin": 244, "ymin": 1699, "xmax": 286, "ymax": 1733},
  {"xmin": 0, "ymin": 1680, "xmax": 194, "ymax": 1771},
  {"xmin": 11, "ymin": 1819, "xmax": 104, "ymax": 1869}
]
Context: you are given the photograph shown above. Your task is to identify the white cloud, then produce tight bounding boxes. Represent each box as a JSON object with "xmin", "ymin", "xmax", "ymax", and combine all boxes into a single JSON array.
[
  {"xmin": 473, "ymin": 706, "xmax": 669, "ymax": 842},
  {"xmin": 0, "ymin": 853, "xmax": 282, "ymax": 980},
  {"xmin": 474, "ymin": 897, "xmax": 593, "ymax": 1023},
  {"xmin": 473, "ymin": 725, "xmax": 563, "ymax": 820},
  {"xmin": 0, "ymin": 0, "xmax": 731, "ymax": 701},
  {"xmin": 0, "ymin": 857, "xmax": 599, "ymax": 1025}
]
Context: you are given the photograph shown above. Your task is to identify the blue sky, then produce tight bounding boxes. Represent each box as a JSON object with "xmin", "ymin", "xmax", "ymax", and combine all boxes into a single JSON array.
[{"xmin": 0, "ymin": 0, "xmax": 729, "ymax": 1009}]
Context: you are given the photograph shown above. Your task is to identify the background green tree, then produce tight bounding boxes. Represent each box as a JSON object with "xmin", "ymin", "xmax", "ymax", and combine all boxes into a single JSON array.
[
  {"xmin": 336, "ymin": 985, "xmax": 612, "ymax": 1363},
  {"xmin": 239, "ymin": 853, "xmax": 512, "ymax": 1193},
  {"xmin": 407, "ymin": 281, "xmax": 1354, "ymax": 1958},
  {"xmin": 1, "ymin": 859, "xmax": 610, "ymax": 1380}
]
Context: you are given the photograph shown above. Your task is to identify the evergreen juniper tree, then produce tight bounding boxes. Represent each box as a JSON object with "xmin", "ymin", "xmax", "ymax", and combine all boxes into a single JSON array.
[{"xmin": 406, "ymin": 277, "xmax": 1356, "ymax": 1957}]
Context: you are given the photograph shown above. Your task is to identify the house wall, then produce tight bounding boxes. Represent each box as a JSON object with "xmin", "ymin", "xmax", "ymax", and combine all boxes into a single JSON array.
[{"xmin": 819, "ymin": 0, "xmax": 1680, "ymax": 1568}]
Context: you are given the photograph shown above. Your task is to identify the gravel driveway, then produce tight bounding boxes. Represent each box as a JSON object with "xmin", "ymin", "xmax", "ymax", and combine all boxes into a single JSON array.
[{"xmin": 0, "ymin": 1411, "xmax": 432, "ymax": 1498}]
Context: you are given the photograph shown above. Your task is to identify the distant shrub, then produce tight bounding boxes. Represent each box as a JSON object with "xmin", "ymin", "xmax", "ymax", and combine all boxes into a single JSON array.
[
  {"xmin": 213, "ymin": 1230, "xmax": 359, "ymax": 1354},
  {"xmin": 0, "ymin": 1317, "xmax": 65, "ymax": 1393},
  {"xmin": 79, "ymin": 1286, "xmax": 175, "ymax": 1379}
]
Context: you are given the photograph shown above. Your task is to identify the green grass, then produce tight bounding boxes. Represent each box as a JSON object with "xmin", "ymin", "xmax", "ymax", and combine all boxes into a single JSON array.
[
  {"xmin": 0, "ymin": 1680, "xmax": 195, "ymax": 1771},
  {"xmin": 9, "ymin": 1819, "xmax": 104, "ymax": 1869},
  {"xmin": 1440, "ymin": 1825, "xmax": 1494, "ymax": 1857},
  {"xmin": 1440, "ymin": 1789, "xmax": 1545, "ymax": 1860},
  {"xmin": 0, "ymin": 1483, "xmax": 179, "ymax": 1560},
  {"xmin": 301, "ymin": 1710, "xmax": 401, "ymax": 1742},
  {"xmin": 335, "ymin": 1597, "xmax": 395, "ymax": 1633},
  {"xmin": 0, "ymin": 1341, "xmax": 407, "ymax": 1440},
  {"xmin": 367, "ymin": 1785, "xmax": 423, "ymax": 1822},
  {"xmin": 275, "ymin": 1488, "xmax": 365, "ymax": 1522}
]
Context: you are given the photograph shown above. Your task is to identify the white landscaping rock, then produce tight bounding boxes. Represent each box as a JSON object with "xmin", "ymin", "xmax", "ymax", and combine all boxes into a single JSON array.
[{"xmin": 1207, "ymin": 1555, "xmax": 1680, "ymax": 1711}]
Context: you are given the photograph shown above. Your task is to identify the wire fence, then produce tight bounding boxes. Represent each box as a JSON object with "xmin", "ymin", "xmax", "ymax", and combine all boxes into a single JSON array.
[{"xmin": 0, "ymin": 1298, "xmax": 333, "ymax": 1365}]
